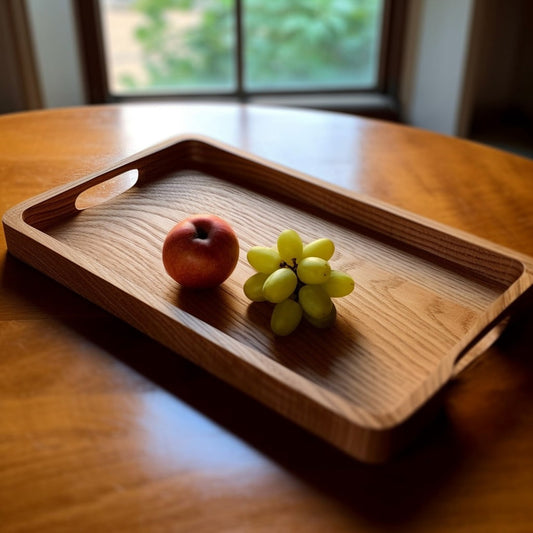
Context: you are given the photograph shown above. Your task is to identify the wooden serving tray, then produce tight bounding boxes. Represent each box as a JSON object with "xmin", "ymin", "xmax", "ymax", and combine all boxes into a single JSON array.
[{"xmin": 4, "ymin": 136, "xmax": 533, "ymax": 462}]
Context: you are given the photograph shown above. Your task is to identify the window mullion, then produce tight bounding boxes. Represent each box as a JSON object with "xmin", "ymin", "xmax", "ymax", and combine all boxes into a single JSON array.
[{"xmin": 235, "ymin": 0, "xmax": 244, "ymax": 99}]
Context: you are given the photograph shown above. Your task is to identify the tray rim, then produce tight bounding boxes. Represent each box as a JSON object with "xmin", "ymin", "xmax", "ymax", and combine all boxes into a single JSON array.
[{"xmin": 4, "ymin": 134, "xmax": 533, "ymax": 461}]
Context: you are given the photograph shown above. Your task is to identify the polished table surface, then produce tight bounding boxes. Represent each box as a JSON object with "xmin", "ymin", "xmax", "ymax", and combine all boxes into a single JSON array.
[{"xmin": 1, "ymin": 103, "xmax": 532, "ymax": 532}]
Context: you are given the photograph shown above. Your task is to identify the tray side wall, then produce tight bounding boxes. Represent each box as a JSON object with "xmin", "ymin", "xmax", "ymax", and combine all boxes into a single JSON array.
[
  {"xmin": 185, "ymin": 140, "xmax": 525, "ymax": 288},
  {"xmin": 14, "ymin": 136, "xmax": 527, "ymax": 290}
]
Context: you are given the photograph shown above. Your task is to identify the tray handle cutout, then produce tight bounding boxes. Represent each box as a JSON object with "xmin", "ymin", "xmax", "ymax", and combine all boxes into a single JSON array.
[
  {"xmin": 452, "ymin": 280, "xmax": 533, "ymax": 377},
  {"xmin": 21, "ymin": 162, "xmax": 142, "ymax": 229},
  {"xmin": 452, "ymin": 318, "xmax": 509, "ymax": 377},
  {"xmin": 75, "ymin": 169, "xmax": 139, "ymax": 211}
]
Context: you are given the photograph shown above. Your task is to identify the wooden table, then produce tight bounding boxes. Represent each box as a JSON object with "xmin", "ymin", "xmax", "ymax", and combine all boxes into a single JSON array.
[{"xmin": 1, "ymin": 104, "xmax": 532, "ymax": 532}]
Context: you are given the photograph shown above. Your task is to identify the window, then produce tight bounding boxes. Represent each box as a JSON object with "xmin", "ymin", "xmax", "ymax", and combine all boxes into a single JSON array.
[{"xmin": 76, "ymin": 0, "xmax": 405, "ymax": 115}]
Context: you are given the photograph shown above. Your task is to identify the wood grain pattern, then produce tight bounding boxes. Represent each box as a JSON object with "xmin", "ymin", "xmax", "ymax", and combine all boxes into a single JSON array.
[
  {"xmin": 4, "ymin": 135, "xmax": 533, "ymax": 462},
  {"xmin": 1, "ymin": 104, "xmax": 533, "ymax": 532}
]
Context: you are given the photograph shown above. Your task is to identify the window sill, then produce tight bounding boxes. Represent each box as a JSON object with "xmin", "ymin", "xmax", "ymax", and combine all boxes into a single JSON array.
[
  {"xmin": 248, "ymin": 92, "xmax": 399, "ymax": 120},
  {"xmin": 110, "ymin": 92, "xmax": 400, "ymax": 122}
]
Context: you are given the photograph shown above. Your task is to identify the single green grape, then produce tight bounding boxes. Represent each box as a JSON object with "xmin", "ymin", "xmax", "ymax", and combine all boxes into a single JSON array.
[
  {"xmin": 277, "ymin": 229, "xmax": 303, "ymax": 265},
  {"xmin": 247, "ymin": 246, "xmax": 282, "ymax": 274},
  {"xmin": 297, "ymin": 256, "xmax": 331, "ymax": 285},
  {"xmin": 243, "ymin": 272, "xmax": 269, "ymax": 302},
  {"xmin": 298, "ymin": 284, "xmax": 333, "ymax": 319},
  {"xmin": 323, "ymin": 270, "xmax": 355, "ymax": 298},
  {"xmin": 271, "ymin": 299, "xmax": 303, "ymax": 336},
  {"xmin": 304, "ymin": 303, "xmax": 337, "ymax": 328},
  {"xmin": 302, "ymin": 238, "xmax": 335, "ymax": 261},
  {"xmin": 263, "ymin": 268, "xmax": 298, "ymax": 303}
]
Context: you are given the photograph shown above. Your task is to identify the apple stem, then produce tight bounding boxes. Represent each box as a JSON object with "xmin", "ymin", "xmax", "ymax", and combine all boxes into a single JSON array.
[{"xmin": 194, "ymin": 227, "xmax": 209, "ymax": 240}]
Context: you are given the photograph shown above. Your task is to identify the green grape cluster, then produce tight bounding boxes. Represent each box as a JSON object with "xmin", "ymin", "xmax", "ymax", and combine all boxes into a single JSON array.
[{"xmin": 243, "ymin": 229, "xmax": 354, "ymax": 336}]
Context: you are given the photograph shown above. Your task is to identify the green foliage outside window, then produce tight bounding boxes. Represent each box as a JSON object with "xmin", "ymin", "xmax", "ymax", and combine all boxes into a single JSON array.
[{"xmin": 120, "ymin": 0, "xmax": 382, "ymax": 92}]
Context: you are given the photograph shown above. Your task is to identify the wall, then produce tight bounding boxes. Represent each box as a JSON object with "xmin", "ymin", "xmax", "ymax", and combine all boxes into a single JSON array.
[
  {"xmin": 400, "ymin": 0, "xmax": 476, "ymax": 136},
  {"xmin": 25, "ymin": 0, "xmax": 86, "ymax": 108},
  {"xmin": 0, "ymin": 2, "xmax": 34, "ymax": 113},
  {"xmin": 468, "ymin": 0, "xmax": 533, "ymax": 124}
]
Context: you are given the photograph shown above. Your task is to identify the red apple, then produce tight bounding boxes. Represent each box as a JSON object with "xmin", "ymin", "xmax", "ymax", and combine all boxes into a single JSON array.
[{"xmin": 162, "ymin": 214, "xmax": 240, "ymax": 289}]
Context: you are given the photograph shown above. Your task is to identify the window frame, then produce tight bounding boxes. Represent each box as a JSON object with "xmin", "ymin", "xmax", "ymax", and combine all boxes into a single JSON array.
[{"xmin": 74, "ymin": 0, "xmax": 407, "ymax": 118}]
